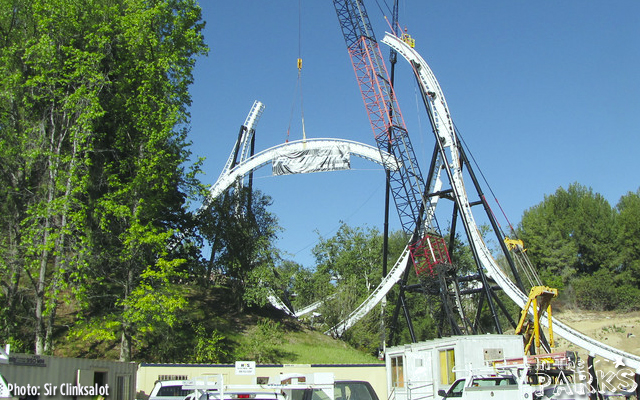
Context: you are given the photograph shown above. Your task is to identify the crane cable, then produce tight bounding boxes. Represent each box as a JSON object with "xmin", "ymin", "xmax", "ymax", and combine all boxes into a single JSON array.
[
  {"xmin": 455, "ymin": 124, "xmax": 542, "ymax": 287},
  {"xmin": 286, "ymin": 0, "xmax": 306, "ymax": 143}
]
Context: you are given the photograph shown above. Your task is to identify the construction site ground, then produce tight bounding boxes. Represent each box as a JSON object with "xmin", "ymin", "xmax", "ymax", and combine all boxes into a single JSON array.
[
  {"xmin": 541, "ymin": 309, "xmax": 640, "ymax": 396},
  {"xmin": 554, "ymin": 309, "xmax": 640, "ymax": 357}
]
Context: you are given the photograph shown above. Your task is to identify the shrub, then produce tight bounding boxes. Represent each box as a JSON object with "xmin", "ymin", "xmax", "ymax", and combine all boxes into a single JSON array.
[
  {"xmin": 573, "ymin": 270, "xmax": 640, "ymax": 311},
  {"xmin": 573, "ymin": 270, "xmax": 618, "ymax": 310}
]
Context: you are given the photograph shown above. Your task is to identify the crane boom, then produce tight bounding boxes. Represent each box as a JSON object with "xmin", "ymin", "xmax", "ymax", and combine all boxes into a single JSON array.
[{"xmin": 332, "ymin": 0, "xmax": 444, "ymax": 273}]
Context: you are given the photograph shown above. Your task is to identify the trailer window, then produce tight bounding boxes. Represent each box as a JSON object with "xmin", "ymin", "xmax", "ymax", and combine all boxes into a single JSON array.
[
  {"xmin": 390, "ymin": 356, "xmax": 404, "ymax": 388},
  {"xmin": 439, "ymin": 349, "xmax": 456, "ymax": 385},
  {"xmin": 158, "ymin": 375, "xmax": 188, "ymax": 381}
]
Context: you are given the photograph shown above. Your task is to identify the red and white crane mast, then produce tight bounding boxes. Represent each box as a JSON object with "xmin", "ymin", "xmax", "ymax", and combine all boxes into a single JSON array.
[{"xmin": 332, "ymin": 0, "xmax": 445, "ymax": 272}]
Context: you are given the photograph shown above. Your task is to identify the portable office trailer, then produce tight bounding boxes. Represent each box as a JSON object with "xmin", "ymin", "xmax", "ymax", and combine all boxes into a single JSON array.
[
  {"xmin": 385, "ymin": 335, "xmax": 525, "ymax": 400},
  {"xmin": 0, "ymin": 352, "xmax": 137, "ymax": 400}
]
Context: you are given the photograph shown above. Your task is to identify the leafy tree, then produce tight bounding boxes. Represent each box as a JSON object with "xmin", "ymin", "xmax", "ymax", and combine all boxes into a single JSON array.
[
  {"xmin": 314, "ymin": 222, "xmax": 383, "ymax": 293},
  {"xmin": 84, "ymin": 0, "xmax": 206, "ymax": 362},
  {"xmin": 310, "ymin": 223, "xmax": 384, "ymax": 339},
  {"xmin": 243, "ymin": 259, "xmax": 314, "ymax": 314},
  {"xmin": 309, "ymin": 223, "xmax": 423, "ymax": 353},
  {"xmin": 518, "ymin": 183, "xmax": 616, "ymax": 288},
  {"xmin": 615, "ymin": 189, "xmax": 640, "ymax": 288},
  {"xmin": 0, "ymin": 0, "xmax": 206, "ymax": 360},
  {"xmin": 287, "ymin": 262, "xmax": 330, "ymax": 312},
  {"xmin": 0, "ymin": 0, "xmax": 112, "ymax": 353},
  {"xmin": 193, "ymin": 326, "xmax": 229, "ymax": 363},
  {"xmin": 69, "ymin": 259, "xmax": 188, "ymax": 357},
  {"xmin": 201, "ymin": 187, "xmax": 281, "ymax": 310},
  {"xmin": 321, "ymin": 275, "xmax": 363, "ymax": 338}
]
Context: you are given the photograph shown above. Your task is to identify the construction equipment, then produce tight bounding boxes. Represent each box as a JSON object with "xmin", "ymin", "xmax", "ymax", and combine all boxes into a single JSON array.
[
  {"xmin": 515, "ymin": 286, "xmax": 558, "ymax": 355},
  {"xmin": 332, "ymin": 0, "xmax": 461, "ymax": 340}
]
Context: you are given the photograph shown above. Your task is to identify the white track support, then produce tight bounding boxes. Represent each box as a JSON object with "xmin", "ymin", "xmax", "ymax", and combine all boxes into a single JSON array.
[
  {"xmin": 238, "ymin": 101, "xmax": 266, "ymax": 164},
  {"xmin": 267, "ymin": 290, "xmax": 295, "ymax": 316},
  {"xmin": 383, "ymin": 32, "xmax": 640, "ymax": 372},
  {"xmin": 327, "ymin": 245, "xmax": 412, "ymax": 336}
]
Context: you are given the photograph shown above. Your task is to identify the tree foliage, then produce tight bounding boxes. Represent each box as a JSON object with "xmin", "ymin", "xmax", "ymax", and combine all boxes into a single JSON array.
[
  {"xmin": 615, "ymin": 189, "xmax": 640, "ymax": 287},
  {"xmin": 518, "ymin": 183, "xmax": 640, "ymax": 311},
  {"xmin": 314, "ymin": 223, "xmax": 383, "ymax": 293},
  {"xmin": 0, "ymin": 0, "xmax": 113, "ymax": 353},
  {"xmin": 200, "ymin": 187, "xmax": 281, "ymax": 310},
  {"xmin": 519, "ymin": 183, "xmax": 616, "ymax": 289},
  {"xmin": 0, "ymin": 0, "xmax": 207, "ymax": 359}
]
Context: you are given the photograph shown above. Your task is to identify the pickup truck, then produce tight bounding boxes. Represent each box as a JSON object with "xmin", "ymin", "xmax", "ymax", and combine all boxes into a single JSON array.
[
  {"xmin": 437, "ymin": 375, "xmax": 536, "ymax": 400},
  {"xmin": 437, "ymin": 374, "xmax": 592, "ymax": 400},
  {"xmin": 184, "ymin": 380, "xmax": 378, "ymax": 400},
  {"xmin": 178, "ymin": 374, "xmax": 378, "ymax": 400}
]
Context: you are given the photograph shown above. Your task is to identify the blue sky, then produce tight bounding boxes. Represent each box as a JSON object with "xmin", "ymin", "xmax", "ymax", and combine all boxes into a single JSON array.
[{"xmin": 188, "ymin": 1, "xmax": 640, "ymax": 268}]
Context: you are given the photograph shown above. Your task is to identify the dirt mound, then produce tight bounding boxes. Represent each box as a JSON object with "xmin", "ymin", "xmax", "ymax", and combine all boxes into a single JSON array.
[{"xmin": 553, "ymin": 309, "xmax": 640, "ymax": 356}]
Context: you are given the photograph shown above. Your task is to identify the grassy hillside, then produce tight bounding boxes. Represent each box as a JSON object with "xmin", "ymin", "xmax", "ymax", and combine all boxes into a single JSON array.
[
  {"xmin": 246, "ymin": 325, "xmax": 382, "ymax": 364},
  {"xmin": 54, "ymin": 285, "xmax": 382, "ymax": 364}
]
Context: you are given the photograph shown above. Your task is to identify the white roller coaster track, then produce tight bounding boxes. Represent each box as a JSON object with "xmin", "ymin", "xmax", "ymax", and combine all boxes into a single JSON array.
[
  {"xmin": 378, "ymin": 32, "xmax": 640, "ymax": 372},
  {"xmin": 294, "ymin": 293, "xmax": 338, "ymax": 318},
  {"xmin": 328, "ymin": 245, "xmax": 411, "ymax": 336},
  {"xmin": 205, "ymin": 138, "xmax": 399, "ymax": 204}
]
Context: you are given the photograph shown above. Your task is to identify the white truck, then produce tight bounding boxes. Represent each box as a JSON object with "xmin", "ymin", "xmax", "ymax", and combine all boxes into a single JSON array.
[
  {"xmin": 437, "ymin": 370, "xmax": 591, "ymax": 400},
  {"xmin": 436, "ymin": 369, "xmax": 534, "ymax": 400},
  {"xmin": 178, "ymin": 373, "xmax": 380, "ymax": 400}
]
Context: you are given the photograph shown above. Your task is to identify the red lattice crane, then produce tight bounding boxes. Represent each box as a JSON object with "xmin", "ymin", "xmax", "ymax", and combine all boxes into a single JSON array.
[{"xmin": 332, "ymin": 0, "xmax": 448, "ymax": 276}]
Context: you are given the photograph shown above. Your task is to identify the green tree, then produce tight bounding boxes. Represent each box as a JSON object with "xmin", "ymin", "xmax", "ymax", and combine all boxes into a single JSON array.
[
  {"xmin": 193, "ymin": 326, "xmax": 228, "ymax": 363},
  {"xmin": 201, "ymin": 187, "xmax": 281, "ymax": 310},
  {"xmin": 314, "ymin": 223, "xmax": 383, "ymax": 293},
  {"xmin": 0, "ymin": 0, "xmax": 111, "ymax": 353},
  {"xmin": 285, "ymin": 262, "xmax": 327, "ymax": 312},
  {"xmin": 311, "ymin": 223, "xmax": 406, "ymax": 353},
  {"xmin": 0, "ymin": 0, "xmax": 206, "ymax": 360},
  {"xmin": 615, "ymin": 189, "xmax": 640, "ymax": 287},
  {"xmin": 311, "ymin": 223, "xmax": 383, "ymax": 338},
  {"xmin": 518, "ymin": 183, "xmax": 616, "ymax": 288},
  {"xmin": 87, "ymin": 0, "xmax": 206, "ymax": 361}
]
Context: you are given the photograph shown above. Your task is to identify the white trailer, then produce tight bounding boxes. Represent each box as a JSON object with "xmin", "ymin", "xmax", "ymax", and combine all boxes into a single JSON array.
[
  {"xmin": 385, "ymin": 335, "xmax": 525, "ymax": 400},
  {"xmin": 0, "ymin": 352, "xmax": 137, "ymax": 400}
]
